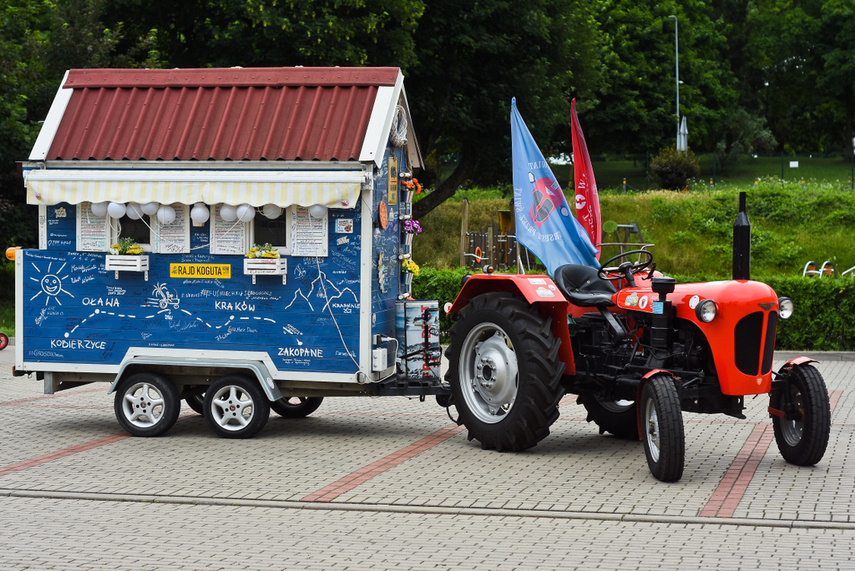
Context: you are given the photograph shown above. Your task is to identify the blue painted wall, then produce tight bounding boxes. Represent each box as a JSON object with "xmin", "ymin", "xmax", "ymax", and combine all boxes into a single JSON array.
[{"xmin": 21, "ymin": 204, "xmax": 364, "ymax": 375}]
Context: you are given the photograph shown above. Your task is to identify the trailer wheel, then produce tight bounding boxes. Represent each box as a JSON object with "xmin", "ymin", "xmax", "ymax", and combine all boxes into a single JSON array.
[
  {"xmin": 446, "ymin": 292, "xmax": 563, "ymax": 452},
  {"xmin": 204, "ymin": 375, "xmax": 270, "ymax": 439},
  {"xmin": 114, "ymin": 372, "xmax": 180, "ymax": 437},
  {"xmin": 578, "ymin": 395, "xmax": 639, "ymax": 440},
  {"xmin": 184, "ymin": 394, "xmax": 205, "ymax": 416},
  {"xmin": 270, "ymin": 396, "xmax": 323, "ymax": 418},
  {"xmin": 0, "ymin": 332, "xmax": 8, "ymax": 350},
  {"xmin": 640, "ymin": 374, "xmax": 685, "ymax": 482},
  {"xmin": 771, "ymin": 363, "xmax": 830, "ymax": 466}
]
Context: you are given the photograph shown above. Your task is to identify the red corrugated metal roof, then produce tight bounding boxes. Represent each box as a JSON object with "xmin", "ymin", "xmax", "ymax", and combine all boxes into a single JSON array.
[{"xmin": 47, "ymin": 67, "xmax": 400, "ymax": 162}]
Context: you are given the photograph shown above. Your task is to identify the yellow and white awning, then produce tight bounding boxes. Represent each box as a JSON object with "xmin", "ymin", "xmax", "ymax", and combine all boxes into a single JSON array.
[{"xmin": 26, "ymin": 169, "xmax": 366, "ymax": 208}]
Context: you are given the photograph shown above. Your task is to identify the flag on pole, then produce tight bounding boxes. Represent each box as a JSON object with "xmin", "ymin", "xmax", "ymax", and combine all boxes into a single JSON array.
[
  {"xmin": 571, "ymin": 98, "xmax": 601, "ymax": 258},
  {"xmin": 511, "ymin": 98, "xmax": 599, "ymax": 276}
]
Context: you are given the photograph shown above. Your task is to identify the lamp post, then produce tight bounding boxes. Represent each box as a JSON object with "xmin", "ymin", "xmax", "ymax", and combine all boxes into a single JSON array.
[{"xmin": 669, "ymin": 15, "xmax": 679, "ymax": 149}]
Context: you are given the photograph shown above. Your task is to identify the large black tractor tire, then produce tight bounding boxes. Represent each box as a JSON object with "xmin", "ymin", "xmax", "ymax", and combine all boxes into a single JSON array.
[
  {"xmin": 445, "ymin": 292, "xmax": 564, "ymax": 452},
  {"xmin": 578, "ymin": 395, "xmax": 639, "ymax": 440},
  {"xmin": 771, "ymin": 363, "xmax": 830, "ymax": 466},
  {"xmin": 640, "ymin": 374, "xmax": 685, "ymax": 482}
]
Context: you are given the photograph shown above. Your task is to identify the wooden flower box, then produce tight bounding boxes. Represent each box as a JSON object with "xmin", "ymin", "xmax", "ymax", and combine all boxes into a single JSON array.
[
  {"xmin": 243, "ymin": 257, "xmax": 287, "ymax": 284},
  {"xmin": 105, "ymin": 254, "xmax": 149, "ymax": 280}
]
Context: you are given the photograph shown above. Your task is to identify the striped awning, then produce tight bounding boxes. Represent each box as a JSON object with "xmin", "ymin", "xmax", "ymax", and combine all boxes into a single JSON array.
[{"xmin": 25, "ymin": 169, "xmax": 366, "ymax": 209}]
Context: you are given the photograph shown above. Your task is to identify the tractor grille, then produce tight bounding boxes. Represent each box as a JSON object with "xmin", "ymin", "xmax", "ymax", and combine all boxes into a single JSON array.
[{"xmin": 734, "ymin": 311, "xmax": 777, "ymax": 376}]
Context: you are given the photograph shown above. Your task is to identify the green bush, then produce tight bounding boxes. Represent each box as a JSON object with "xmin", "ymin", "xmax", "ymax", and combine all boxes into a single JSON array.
[
  {"xmin": 412, "ymin": 266, "xmax": 855, "ymax": 351},
  {"xmin": 649, "ymin": 147, "xmax": 701, "ymax": 190}
]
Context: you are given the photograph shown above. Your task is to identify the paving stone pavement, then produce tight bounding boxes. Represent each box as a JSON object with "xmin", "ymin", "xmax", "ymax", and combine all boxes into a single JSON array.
[{"xmin": 1, "ymin": 344, "xmax": 854, "ymax": 570}]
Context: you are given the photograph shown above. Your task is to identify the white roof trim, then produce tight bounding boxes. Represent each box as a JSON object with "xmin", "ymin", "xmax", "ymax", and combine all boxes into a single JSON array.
[
  {"xmin": 29, "ymin": 70, "xmax": 72, "ymax": 161},
  {"xmin": 359, "ymin": 71, "xmax": 405, "ymax": 166}
]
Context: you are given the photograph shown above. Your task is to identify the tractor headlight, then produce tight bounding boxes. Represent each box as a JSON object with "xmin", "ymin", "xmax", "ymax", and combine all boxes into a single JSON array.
[
  {"xmin": 695, "ymin": 299, "xmax": 717, "ymax": 323},
  {"xmin": 778, "ymin": 297, "xmax": 794, "ymax": 319}
]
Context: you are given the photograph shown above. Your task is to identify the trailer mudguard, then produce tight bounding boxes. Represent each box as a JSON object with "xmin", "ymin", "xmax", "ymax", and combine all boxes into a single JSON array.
[{"xmin": 109, "ymin": 350, "xmax": 284, "ymax": 402}]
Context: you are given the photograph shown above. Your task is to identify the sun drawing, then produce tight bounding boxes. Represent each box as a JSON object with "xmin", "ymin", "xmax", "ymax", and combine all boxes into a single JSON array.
[{"xmin": 29, "ymin": 262, "xmax": 74, "ymax": 306}]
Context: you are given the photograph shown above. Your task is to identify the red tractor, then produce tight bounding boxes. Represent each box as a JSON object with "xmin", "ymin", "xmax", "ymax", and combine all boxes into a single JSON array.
[{"xmin": 444, "ymin": 209, "xmax": 830, "ymax": 482}]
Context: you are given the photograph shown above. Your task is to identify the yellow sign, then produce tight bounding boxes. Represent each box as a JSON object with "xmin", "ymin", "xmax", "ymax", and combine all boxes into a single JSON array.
[
  {"xmin": 388, "ymin": 156, "xmax": 398, "ymax": 205},
  {"xmin": 170, "ymin": 263, "xmax": 231, "ymax": 279}
]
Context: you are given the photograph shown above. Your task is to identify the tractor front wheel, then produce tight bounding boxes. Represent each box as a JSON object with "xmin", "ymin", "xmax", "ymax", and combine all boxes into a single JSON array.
[
  {"xmin": 771, "ymin": 363, "xmax": 830, "ymax": 466},
  {"xmin": 446, "ymin": 292, "xmax": 564, "ymax": 452},
  {"xmin": 640, "ymin": 374, "xmax": 685, "ymax": 482}
]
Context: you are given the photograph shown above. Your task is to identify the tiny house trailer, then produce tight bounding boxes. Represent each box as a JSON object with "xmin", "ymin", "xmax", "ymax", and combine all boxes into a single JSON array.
[{"xmin": 15, "ymin": 67, "xmax": 443, "ymax": 438}]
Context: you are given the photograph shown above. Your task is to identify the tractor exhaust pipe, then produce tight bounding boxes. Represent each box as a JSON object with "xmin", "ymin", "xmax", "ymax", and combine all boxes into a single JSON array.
[{"xmin": 733, "ymin": 191, "xmax": 751, "ymax": 280}]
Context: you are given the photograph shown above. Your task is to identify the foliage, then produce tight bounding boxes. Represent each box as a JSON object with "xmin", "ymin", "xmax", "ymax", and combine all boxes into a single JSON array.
[
  {"xmin": 412, "ymin": 266, "xmax": 469, "ymax": 342},
  {"xmin": 763, "ymin": 276, "xmax": 855, "ymax": 351},
  {"xmin": 649, "ymin": 147, "xmax": 701, "ymax": 190},
  {"xmin": 245, "ymin": 243, "xmax": 279, "ymax": 259},
  {"xmin": 410, "ymin": 0, "xmax": 603, "ymax": 218}
]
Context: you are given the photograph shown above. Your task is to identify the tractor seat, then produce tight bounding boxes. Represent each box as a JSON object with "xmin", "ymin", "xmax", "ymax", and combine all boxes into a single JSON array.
[{"xmin": 553, "ymin": 264, "xmax": 617, "ymax": 308}]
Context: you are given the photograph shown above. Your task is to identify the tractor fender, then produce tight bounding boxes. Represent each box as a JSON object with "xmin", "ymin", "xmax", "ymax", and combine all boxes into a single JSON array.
[
  {"xmin": 448, "ymin": 273, "xmax": 575, "ymax": 375},
  {"xmin": 636, "ymin": 369, "xmax": 678, "ymax": 441},
  {"xmin": 780, "ymin": 356, "xmax": 818, "ymax": 371}
]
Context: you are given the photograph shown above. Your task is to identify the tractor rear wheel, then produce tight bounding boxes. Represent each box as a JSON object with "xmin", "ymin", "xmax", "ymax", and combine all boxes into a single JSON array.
[
  {"xmin": 578, "ymin": 395, "xmax": 639, "ymax": 440},
  {"xmin": 446, "ymin": 292, "xmax": 564, "ymax": 452},
  {"xmin": 771, "ymin": 363, "xmax": 830, "ymax": 466},
  {"xmin": 640, "ymin": 374, "xmax": 685, "ymax": 482}
]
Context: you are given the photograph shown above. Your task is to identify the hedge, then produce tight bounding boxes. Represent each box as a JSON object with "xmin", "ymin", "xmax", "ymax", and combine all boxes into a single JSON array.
[{"xmin": 413, "ymin": 268, "xmax": 855, "ymax": 351}]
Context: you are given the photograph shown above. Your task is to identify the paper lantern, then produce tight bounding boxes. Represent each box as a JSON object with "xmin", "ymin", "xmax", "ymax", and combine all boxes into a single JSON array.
[
  {"xmin": 236, "ymin": 203, "xmax": 255, "ymax": 223},
  {"xmin": 190, "ymin": 203, "xmax": 210, "ymax": 226},
  {"xmin": 262, "ymin": 204, "xmax": 283, "ymax": 219},
  {"xmin": 90, "ymin": 202, "xmax": 108, "ymax": 217},
  {"xmin": 141, "ymin": 201, "xmax": 160, "ymax": 216},
  {"xmin": 156, "ymin": 205, "xmax": 176, "ymax": 225},
  {"xmin": 107, "ymin": 202, "xmax": 127, "ymax": 219},
  {"xmin": 309, "ymin": 204, "xmax": 328, "ymax": 219},
  {"xmin": 219, "ymin": 204, "xmax": 237, "ymax": 222},
  {"xmin": 126, "ymin": 202, "xmax": 144, "ymax": 220}
]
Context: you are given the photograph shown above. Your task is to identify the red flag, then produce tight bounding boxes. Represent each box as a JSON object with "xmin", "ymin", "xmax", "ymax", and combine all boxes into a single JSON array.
[{"xmin": 571, "ymin": 99, "xmax": 601, "ymax": 259}]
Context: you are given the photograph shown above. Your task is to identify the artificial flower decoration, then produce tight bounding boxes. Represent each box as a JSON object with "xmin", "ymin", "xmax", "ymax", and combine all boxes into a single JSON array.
[
  {"xmin": 402, "ymin": 218, "xmax": 422, "ymax": 234},
  {"xmin": 110, "ymin": 237, "xmax": 144, "ymax": 255},
  {"xmin": 245, "ymin": 243, "xmax": 280, "ymax": 259},
  {"xmin": 401, "ymin": 258, "xmax": 420, "ymax": 275},
  {"xmin": 402, "ymin": 178, "xmax": 422, "ymax": 194}
]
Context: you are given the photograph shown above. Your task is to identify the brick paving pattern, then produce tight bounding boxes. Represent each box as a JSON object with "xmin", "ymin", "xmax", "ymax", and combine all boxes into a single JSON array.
[{"xmin": 1, "ymin": 345, "xmax": 854, "ymax": 569}]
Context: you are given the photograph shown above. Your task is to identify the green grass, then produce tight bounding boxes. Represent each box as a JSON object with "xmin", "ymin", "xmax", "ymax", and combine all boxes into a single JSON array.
[
  {"xmin": 418, "ymin": 180, "xmax": 855, "ymax": 280},
  {"xmin": 550, "ymin": 154, "xmax": 855, "ymax": 191},
  {"xmin": 0, "ymin": 302, "xmax": 12, "ymax": 338}
]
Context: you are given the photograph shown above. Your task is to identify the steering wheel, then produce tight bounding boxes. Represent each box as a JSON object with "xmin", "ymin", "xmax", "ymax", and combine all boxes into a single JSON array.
[{"xmin": 597, "ymin": 249, "xmax": 654, "ymax": 282}]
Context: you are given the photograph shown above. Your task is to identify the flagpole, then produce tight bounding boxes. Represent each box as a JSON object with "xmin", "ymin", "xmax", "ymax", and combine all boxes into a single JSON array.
[{"xmin": 669, "ymin": 15, "xmax": 680, "ymax": 150}]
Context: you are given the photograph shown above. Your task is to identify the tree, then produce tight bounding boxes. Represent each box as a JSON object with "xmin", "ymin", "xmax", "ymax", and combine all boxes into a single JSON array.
[
  {"xmin": 582, "ymin": 0, "xmax": 739, "ymax": 155},
  {"xmin": 409, "ymin": 0, "xmax": 603, "ymax": 219}
]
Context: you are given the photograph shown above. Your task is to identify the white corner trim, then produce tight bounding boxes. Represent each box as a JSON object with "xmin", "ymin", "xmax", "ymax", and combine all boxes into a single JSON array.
[
  {"xmin": 29, "ymin": 70, "xmax": 73, "ymax": 161},
  {"xmin": 359, "ymin": 71, "xmax": 404, "ymax": 166}
]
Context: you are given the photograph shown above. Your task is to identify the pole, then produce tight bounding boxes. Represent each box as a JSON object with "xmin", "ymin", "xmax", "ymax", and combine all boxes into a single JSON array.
[{"xmin": 669, "ymin": 15, "xmax": 679, "ymax": 149}]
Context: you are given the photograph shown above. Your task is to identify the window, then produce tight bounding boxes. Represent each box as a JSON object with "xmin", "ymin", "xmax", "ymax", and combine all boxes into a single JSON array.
[
  {"xmin": 110, "ymin": 216, "xmax": 152, "ymax": 251},
  {"xmin": 252, "ymin": 209, "xmax": 288, "ymax": 254}
]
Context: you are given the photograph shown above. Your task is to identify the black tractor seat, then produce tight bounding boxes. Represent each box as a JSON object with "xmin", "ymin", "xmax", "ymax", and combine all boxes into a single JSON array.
[{"xmin": 553, "ymin": 264, "xmax": 617, "ymax": 308}]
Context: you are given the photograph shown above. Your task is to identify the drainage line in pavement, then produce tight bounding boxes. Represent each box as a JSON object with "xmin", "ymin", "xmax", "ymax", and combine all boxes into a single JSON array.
[{"xmin": 3, "ymin": 488, "xmax": 853, "ymax": 531}]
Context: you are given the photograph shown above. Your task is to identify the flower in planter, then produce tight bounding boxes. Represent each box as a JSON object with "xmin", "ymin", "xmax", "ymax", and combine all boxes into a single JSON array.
[
  {"xmin": 401, "ymin": 258, "xmax": 420, "ymax": 276},
  {"xmin": 402, "ymin": 218, "xmax": 422, "ymax": 234},
  {"xmin": 110, "ymin": 237, "xmax": 144, "ymax": 255},
  {"xmin": 246, "ymin": 243, "xmax": 280, "ymax": 259}
]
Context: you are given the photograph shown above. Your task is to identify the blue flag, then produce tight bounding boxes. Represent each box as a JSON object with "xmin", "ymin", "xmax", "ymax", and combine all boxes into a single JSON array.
[{"xmin": 511, "ymin": 98, "xmax": 599, "ymax": 276}]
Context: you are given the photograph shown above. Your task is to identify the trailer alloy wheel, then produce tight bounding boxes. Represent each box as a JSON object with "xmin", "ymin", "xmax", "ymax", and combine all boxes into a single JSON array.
[
  {"xmin": 446, "ymin": 292, "xmax": 563, "ymax": 452},
  {"xmin": 771, "ymin": 363, "xmax": 830, "ymax": 466},
  {"xmin": 270, "ymin": 396, "xmax": 324, "ymax": 418},
  {"xmin": 114, "ymin": 372, "xmax": 180, "ymax": 437},
  {"xmin": 578, "ymin": 396, "xmax": 639, "ymax": 440},
  {"xmin": 640, "ymin": 374, "xmax": 685, "ymax": 482},
  {"xmin": 204, "ymin": 375, "xmax": 270, "ymax": 439}
]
